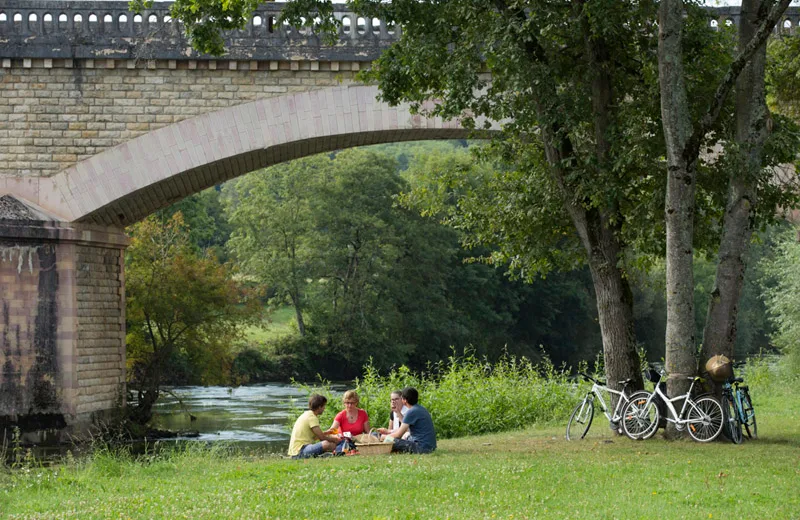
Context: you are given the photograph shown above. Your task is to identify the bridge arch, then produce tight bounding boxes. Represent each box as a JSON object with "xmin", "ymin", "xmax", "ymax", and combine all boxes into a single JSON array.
[{"xmin": 41, "ymin": 85, "xmax": 485, "ymax": 226}]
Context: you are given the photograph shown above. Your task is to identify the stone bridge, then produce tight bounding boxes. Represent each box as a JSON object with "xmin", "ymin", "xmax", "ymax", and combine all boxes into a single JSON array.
[{"xmin": 0, "ymin": 1, "xmax": 793, "ymax": 437}]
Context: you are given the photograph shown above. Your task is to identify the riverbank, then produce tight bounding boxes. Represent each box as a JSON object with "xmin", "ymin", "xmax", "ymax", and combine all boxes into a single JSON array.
[{"xmin": 2, "ymin": 379, "xmax": 798, "ymax": 519}]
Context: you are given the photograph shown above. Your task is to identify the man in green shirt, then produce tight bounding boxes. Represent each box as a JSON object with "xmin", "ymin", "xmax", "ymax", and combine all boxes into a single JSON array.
[{"xmin": 288, "ymin": 394, "xmax": 340, "ymax": 458}]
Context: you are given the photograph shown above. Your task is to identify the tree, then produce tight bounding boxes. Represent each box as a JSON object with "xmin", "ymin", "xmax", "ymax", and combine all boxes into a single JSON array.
[
  {"xmin": 157, "ymin": 188, "xmax": 233, "ymax": 260},
  {"xmin": 759, "ymin": 228, "xmax": 800, "ymax": 371},
  {"xmin": 226, "ymin": 147, "xmax": 591, "ymax": 377},
  {"xmin": 767, "ymin": 23, "xmax": 800, "ymax": 120},
  {"xmin": 657, "ymin": 0, "xmax": 792, "ymax": 396},
  {"xmin": 400, "ymin": 147, "xmax": 605, "ymax": 365},
  {"xmin": 126, "ymin": 213, "xmax": 253, "ymax": 424},
  {"xmin": 224, "ymin": 158, "xmax": 326, "ymax": 337}
]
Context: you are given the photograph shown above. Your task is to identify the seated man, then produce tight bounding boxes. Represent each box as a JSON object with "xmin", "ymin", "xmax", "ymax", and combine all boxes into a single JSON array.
[
  {"xmin": 385, "ymin": 387, "xmax": 437, "ymax": 454},
  {"xmin": 288, "ymin": 394, "xmax": 341, "ymax": 459}
]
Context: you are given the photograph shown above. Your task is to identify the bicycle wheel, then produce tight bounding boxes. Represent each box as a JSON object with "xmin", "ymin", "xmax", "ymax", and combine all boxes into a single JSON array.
[
  {"xmin": 740, "ymin": 389, "xmax": 757, "ymax": 439},
  {"xmin": 611, "ymin": 391, "xmax": 650, "ymax": 434},
  {"xmin": 622, "ymin": 393, "xmax": 659, "ymax": 440},
  {"xmin": 686, "ymin": 396, "xmax": 724, "ymax": 442},
  {"xmin": 566, "ymin": 397, "xmax": 594, "ymax": 440},
  {"xmin": 723, "ymin": 394, "xmax": 742, "ymax": 444}
]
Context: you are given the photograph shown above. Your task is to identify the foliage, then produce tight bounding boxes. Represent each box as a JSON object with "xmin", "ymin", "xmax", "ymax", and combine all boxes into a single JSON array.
[
  {"xmin": 130, "ymin": 0, "xmax": 264, "ymax": 55},
  {"xmin": 768, "ymin": 33, "xmax": 800, "ymax": 119},
  {"xmin": 366, "ymin": 140, "xmax": 470, "ymax": 172},
  {"xmin": 290, "ymin": 353, "xmax": 577, "ymax": 440},
  {"xmin": 225, "ymin": 148, "xmax": 624, "ymax": 378},
  {"xmin": 760, "ymin": 228, "xmax": 800, "ymax": 372},
  {"xmin": 155, "ymin": 188, "xmax": 233, "ymax": 261},
  {"xmin": 225, "ymin": 150, "xmax": 478, "ymax": 376},
  {"xmin": 232, "ymin": 335, "xmax": 316, "ymax": 384},
  {"xmin": 125, "ymin": 213, "xmax": 256, "ymax": 423}
]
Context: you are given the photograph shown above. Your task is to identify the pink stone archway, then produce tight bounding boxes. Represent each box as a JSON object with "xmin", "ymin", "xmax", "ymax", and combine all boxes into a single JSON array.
[{"xmin": 17, "ymin": 85, "xmax": 489, "ymax": 226}]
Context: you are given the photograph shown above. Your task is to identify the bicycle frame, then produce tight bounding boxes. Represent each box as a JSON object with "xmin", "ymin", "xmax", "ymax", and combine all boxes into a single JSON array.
[
  {"xmin": 731, "ymin": 382, "xmax": 754, "ymax": 424},
  {"xmin": 567, "ymin": 374, "xmax": 637, "ymax": 440},
  {"xmin": 643, "ymin": 376, "xmax": 705, "ymax": 430},
  {"xmin": 589, "ymin": 381, "xmax": 629, "ymax": 423},
  {"xmin": 722, "ymin": 381, "xmax": 740, "ymax": 419}
]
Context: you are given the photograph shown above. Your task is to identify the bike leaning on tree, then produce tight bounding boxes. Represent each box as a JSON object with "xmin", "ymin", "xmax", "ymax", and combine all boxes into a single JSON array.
[
  {"xmin": 566, "ymin": 372, "xmax": 650, "ymax": 440},
  {"xmin": 621, "ymin": 367, "xmax": 724, "ymax": 443},
  {"xmin": 721, "ymin": 361, "xmax": 758, "ymax": 444}
]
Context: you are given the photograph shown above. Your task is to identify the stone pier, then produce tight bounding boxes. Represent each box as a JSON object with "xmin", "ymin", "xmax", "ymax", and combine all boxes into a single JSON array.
[{"xmin": 0, "ymin": 195, "xmax": 127, "ymax": 441}]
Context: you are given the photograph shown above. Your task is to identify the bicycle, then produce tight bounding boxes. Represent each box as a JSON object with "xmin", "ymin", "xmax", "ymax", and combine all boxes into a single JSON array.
[
  {"xmin": 621, "ymin": 367, "xmax": 724, "ymax": 443},
  {"xmin": 566, "ymin": 372, "xmax": 648, "ymax": 441},
  {"xmin": 721, "ymin": 362, "xmax": 757, "ymax": 443},
  {"xmin": 721, "ymin": 379, "xmax": 743, "ymax": 444}
]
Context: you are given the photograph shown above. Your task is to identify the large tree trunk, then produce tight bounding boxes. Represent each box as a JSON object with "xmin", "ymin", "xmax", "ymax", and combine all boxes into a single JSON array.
[
  {"xmin": 537, "ymin": 116, "xmax": 642, "ymax": 394},
  {"xmin": 581, "ymin": 9, "xmax": 642, "ymax": 396},
  {"xmin": 493, "ymin": 1, "xmax": 642, "ymax": 392},
  {"xmin": 585, "ymin": 212, "xmax": 642, "ymax": 397},
  {"xmin": 702, "ymin": 0, "xmax": 770, "ymax": 368},
  {"xmin": 659, "ymin": 0, "xmax": 699, "ymax": 399},
  {"xmin": 658, "ymin": 1, "xmax": 787, "ymax": 410}
]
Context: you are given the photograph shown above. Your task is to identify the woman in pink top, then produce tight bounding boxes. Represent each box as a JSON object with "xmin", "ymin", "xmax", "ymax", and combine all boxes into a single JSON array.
[{"xmin": 330, "ymin": 390, "xmax": 371, "ymax": 437}]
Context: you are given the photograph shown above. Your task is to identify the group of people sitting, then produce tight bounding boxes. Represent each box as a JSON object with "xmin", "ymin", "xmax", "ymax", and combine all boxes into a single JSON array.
[{"xmin": 288, "ymin": 387, "xmax": 437, "ymax": 458}]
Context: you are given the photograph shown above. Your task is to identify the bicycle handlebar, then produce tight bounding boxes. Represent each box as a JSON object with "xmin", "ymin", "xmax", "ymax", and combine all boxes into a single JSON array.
[{"xmin": 579, "ymin": 372, "xmax": 608, "ymax": 386}]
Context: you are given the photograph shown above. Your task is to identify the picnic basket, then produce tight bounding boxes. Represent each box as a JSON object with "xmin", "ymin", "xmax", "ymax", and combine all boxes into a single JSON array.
[{"xmin": 354, "ymin": 430, "xmax": 393, "ymax": 456}]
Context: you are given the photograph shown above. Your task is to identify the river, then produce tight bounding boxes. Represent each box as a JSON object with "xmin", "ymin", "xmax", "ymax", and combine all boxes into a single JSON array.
[{"xmin": 149, "ymin": 383, "xmax": 308, "ymax": 453}]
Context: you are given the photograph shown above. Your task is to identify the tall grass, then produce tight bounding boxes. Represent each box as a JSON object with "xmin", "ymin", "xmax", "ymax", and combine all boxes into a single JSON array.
[{"xmin": 291, "ymin": 353, "xmax": 579, "ymax": 439}]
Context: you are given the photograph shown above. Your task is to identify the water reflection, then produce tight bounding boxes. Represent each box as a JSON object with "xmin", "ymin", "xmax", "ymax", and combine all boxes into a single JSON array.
[{"xmin": 150, "ymin": 383, "xmax": 306, "ymax": 452}]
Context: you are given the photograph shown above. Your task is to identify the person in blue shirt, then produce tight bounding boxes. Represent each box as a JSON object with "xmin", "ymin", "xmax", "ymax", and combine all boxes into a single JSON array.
[{"xmin": 384, "ymin": 387, "xmax": 436, "ymax": 454}]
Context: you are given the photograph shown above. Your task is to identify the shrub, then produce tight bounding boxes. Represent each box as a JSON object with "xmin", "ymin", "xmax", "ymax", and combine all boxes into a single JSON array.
[{"xmin": 289, "ymin": 353, "xmax": 579, "ymax": 439}]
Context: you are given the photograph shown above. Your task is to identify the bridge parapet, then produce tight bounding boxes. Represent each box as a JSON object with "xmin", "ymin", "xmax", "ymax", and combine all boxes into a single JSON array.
[
  {"xmin": 2, "ymin": 2, "xmax": 800, "ymax": 63},
  {"xmin": 0, "ymin": 1, "xmax": 396, "ymax": 62}
]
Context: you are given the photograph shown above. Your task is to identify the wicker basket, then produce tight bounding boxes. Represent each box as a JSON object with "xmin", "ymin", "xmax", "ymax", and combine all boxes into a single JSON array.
[
  {"xmin": 705, "ymin": 354, "xmax": 733, "ymax": 383},
  {"xmin": 354, "ymin": 430, "xmax": 393, "ymax": 456},
  {"xmin": 355, "ymin": 442, "xmax": 393, "ymax": 456}
]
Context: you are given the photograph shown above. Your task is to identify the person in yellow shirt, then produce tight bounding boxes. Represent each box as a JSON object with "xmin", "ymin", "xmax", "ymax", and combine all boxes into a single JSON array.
[{"xmin": 288, "ymin": 394, "xmax": 340, "ymax": 458}]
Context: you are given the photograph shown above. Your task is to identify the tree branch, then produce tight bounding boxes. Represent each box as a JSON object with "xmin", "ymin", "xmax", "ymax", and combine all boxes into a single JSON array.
[{"xmin": 689, "ymin": 0, "xmax": 791, "ymax": 158}]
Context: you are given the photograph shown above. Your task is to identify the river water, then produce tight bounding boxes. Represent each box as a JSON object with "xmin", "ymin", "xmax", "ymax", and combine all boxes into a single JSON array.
[{"xmin": 149, "ymin": 383, "xmax": 307, "ymax": 453}]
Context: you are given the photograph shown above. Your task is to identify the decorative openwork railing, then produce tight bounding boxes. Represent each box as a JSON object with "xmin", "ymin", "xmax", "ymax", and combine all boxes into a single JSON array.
[
  {"xmin": 0, "ymin": 2, "xmax": 799, "ymax": 61},
  {"xmin": 0, "ymin": 1, "xmax": 397, "ymax": 61}
]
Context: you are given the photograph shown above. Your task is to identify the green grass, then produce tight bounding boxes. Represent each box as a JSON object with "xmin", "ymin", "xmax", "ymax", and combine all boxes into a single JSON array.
[
  {"xmin": 243, "ymin": 306, "xmax": 299, "ymax": 344},
  {"xmin": 2, "ymin": 376, "xmax": 798, "ymax": 519}
]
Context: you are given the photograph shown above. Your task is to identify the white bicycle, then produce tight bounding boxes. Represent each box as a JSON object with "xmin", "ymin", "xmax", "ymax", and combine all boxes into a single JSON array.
[
  {"xmin": 566, "ymin": 372, "xmax": 648, "ymax": 440},
  {"xmin": 621, "ymin": 367, "xmax": 724, "ymax": 443}
]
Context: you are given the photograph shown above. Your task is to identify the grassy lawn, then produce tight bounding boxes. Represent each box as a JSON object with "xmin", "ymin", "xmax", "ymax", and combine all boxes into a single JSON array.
[
  {"xmin": 243, "ymin": 306, "xmax": 298, "ymax": 344},
  {"xmin": 2, "ymin": 383, "xmax": 798, "ymax": 519}
]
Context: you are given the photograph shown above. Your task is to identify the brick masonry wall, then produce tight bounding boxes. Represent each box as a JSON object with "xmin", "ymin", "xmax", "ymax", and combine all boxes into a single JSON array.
[
  {"xmin": 0, "ymin": 241, "xmax": 76, "ymax": 425},
  {"xmin": 1, "ymin": 219, "xmax": 128, "ymax": 432},
  {"xmin": 75, "ymin": 244, "xmax": 125, "ymax": 418},
  {"xmin": 0, "ymin": 58, "xmax": 362, "ymax": 177}
]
